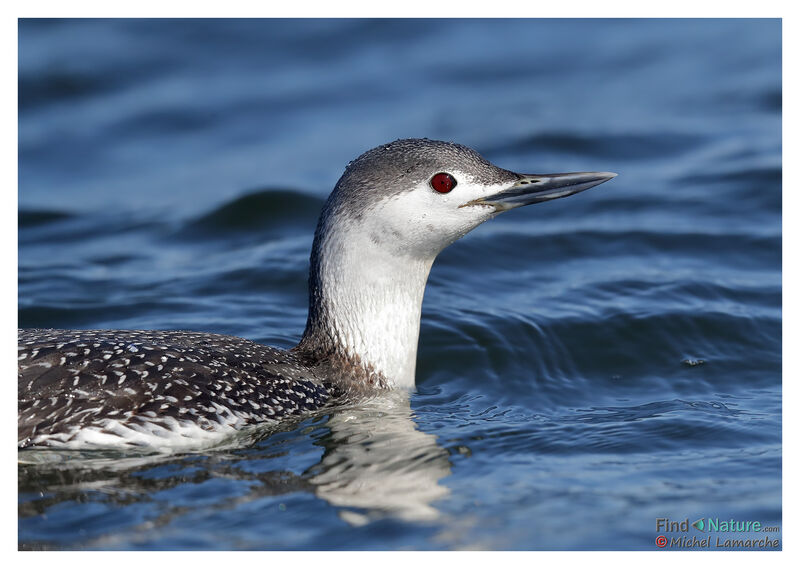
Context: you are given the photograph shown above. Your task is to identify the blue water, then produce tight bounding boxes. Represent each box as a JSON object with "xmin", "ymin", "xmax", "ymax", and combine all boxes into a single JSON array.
[{"xmin": 18, "ymin": 19, "xmax": 781, "ymax": 550}]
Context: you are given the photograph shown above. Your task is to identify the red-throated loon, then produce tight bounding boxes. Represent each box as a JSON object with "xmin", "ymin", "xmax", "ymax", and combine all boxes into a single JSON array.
[{"xmin": 18, "ymin": 138, "xmax": 616, "ymax": 450}]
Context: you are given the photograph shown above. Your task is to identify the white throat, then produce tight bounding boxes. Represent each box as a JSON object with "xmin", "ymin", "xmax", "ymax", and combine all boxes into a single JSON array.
[{"xmin": 300, "ymin": 216, "xmax": 434, "ymax": 389}]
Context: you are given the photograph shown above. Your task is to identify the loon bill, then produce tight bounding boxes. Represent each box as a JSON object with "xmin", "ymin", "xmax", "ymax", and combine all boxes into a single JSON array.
[{"xmin": 18, "ymin": 138, "xmax": 616, "ymax": 450}]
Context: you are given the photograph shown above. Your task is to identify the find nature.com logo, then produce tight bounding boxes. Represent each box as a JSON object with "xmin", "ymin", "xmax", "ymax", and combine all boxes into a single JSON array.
[{"xmin": 654, "ymin": 517, "xmax": 780, "ymax": 550}]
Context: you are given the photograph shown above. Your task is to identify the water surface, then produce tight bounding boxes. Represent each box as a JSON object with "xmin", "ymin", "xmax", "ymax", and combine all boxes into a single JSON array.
[{"xmin": 18, "ymin": 18, "xmax": 781, "ymax": 550}]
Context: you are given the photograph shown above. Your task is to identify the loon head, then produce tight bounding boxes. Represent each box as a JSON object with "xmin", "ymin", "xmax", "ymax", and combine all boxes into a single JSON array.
[
  {"xmin": 323, "ymin": 138, "xmax": 616, "ymax": 260},
  {"xmin": 298, "ymin": 139, "xmax": 616, "ymax": 389}
]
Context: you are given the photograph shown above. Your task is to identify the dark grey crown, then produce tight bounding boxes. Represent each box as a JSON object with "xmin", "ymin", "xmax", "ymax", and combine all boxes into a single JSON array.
[{"xmin": 331, "ymin": 138, "xmax": 519, "ymax": 207}]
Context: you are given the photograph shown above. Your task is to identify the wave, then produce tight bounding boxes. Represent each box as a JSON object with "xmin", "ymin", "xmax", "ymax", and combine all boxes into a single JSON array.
[
  {"xmin": 178, "ymin": 188, "xmax": 323, "ymax": 239},
  {"xmin": 487, "ymin": 131, "xmax": 708, "ymax": 161},
  {"xmin": 18, "ymin": 209, "xmax": 73, "ymax": 228}
]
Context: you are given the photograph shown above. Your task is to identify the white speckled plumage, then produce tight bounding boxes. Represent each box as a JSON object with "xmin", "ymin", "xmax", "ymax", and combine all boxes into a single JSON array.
[{"xmin": 18, "ymin": 329, "xmax": 329, "ymax": 449}]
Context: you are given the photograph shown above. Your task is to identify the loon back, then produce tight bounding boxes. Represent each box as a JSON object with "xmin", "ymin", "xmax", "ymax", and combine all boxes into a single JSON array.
[{"xmin": 18, "ymin": 329, "xmax": 329, "ymax": 449}]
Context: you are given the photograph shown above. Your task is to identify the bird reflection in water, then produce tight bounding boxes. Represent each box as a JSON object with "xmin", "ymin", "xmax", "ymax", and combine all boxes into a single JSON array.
[{"xmin": 18, "ymin": 391, "xmax": 453, "ymax": 548}]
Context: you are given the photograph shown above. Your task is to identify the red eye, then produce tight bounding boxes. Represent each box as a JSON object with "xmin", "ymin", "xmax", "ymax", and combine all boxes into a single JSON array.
[{"xmin": 430, "ymin": 172, "xmax": 457, "ymax": 193}]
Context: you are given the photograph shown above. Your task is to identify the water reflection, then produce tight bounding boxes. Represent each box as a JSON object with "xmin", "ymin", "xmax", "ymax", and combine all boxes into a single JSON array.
[
  {"xmin": 18, "ymin": 391, "xmax": 453, "ymax": 548},
  {"xmin": 309, "ymin": 391, "xmax": 451, "ymax": 525}
]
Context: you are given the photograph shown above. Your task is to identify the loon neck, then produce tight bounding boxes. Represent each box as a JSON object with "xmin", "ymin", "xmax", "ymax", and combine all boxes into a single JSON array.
[{"xmin": 296, "ymin": 217, "xmax": 433, "ymax": 390}]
